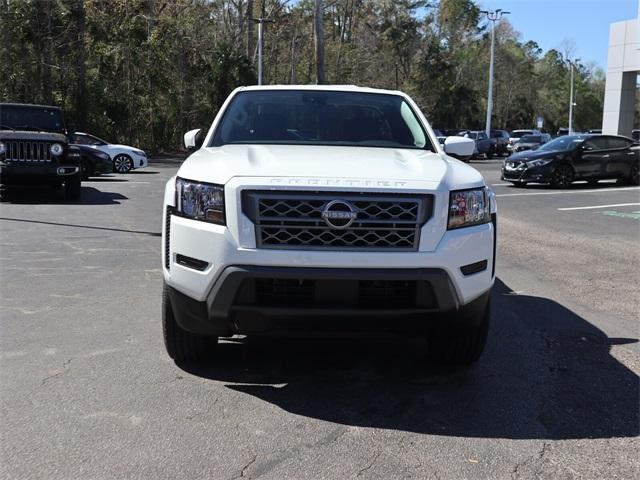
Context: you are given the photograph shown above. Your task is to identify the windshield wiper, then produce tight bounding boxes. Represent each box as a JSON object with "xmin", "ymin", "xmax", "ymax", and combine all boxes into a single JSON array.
[{"xmin": 0, "ymin": 124, "xmax": 15, "ymax": 131}]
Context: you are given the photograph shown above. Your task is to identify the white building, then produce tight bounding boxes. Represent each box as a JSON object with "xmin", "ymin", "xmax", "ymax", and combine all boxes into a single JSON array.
[{"xmin": 602, "ymin": 8, "xmax": 639, "ymax": 136}]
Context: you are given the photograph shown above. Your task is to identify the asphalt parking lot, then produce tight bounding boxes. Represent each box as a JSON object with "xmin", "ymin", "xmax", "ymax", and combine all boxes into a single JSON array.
[{"xmin": 1, "ymin": 159, "xmax": 638, "ymax": 479}]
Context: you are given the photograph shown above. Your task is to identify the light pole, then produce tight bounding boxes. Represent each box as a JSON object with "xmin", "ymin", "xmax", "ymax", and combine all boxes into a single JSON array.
[
  {"xmin": 566, "ymin": 58, "xmax": 580, "ymax": 134},
  {"xmin": 252, "ymin": 17, "xmax": 274, "ymax": 85},
  {"xmin": 480, "ymin": 9, "xmax": 509, "ymax": 137}
]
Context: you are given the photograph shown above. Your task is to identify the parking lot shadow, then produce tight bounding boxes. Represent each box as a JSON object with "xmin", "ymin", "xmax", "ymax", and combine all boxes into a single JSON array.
[
  {"xmin": 179, "ymin": 278, "xmax": 639, "ymax": 440},
  {"xmin": 0, "ymin": 186, "xmax": 127, "ymax": 205}
]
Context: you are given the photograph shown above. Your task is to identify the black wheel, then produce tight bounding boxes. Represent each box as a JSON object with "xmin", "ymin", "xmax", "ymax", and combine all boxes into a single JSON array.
[
  {"xmin": 162, "ymin": 284, "xmax": 217, "ymax": 362},
  {"xmin": 485, "ymin": 148, "xmax": 494, "ymax": 159},
  {"xmin": 427, "ymin": 300, "xmax": 490, "ymax": 366},
  {"xmin": 64, "ymin": 173, "xmax": 81, "ymax": 200},
  {"xmin": 629, "ymin": 164, "xmax": 640, "ymax": 185},
  {"xmin": 113, "ymin": 154, "xmax": 133, "ymax": 173},
  {"xmin": 81, "ymin": 159, "xmax": 93, "ymax": 180},
  {"xmin": 551, "ymin": 164, "xmax": 574, "ymax": 188}
]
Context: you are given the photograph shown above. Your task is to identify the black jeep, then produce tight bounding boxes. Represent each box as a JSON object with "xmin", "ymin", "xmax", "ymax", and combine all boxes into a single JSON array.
[{"xmin": 0, "ymin": 103, "xmax": 82, "ymax": 200}]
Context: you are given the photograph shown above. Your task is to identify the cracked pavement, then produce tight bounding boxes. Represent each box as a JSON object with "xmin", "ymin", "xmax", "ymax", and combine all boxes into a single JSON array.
[{"xmin": 1, "ymin": 160, "xmax": 638, "ymax": 479}]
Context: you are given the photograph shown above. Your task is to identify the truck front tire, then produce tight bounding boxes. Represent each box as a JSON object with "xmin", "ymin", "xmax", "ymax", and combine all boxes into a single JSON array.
[
  {"xmin": 427, "ymin": 301, "xmax": 490, "ymax": 366},
  {"xmin": 162, "ymin": 284, "xmax": 217, "ymax": 362},
  {"xmin": 64, "ymin": 173, "xmax": 81, "ymax": 200}
]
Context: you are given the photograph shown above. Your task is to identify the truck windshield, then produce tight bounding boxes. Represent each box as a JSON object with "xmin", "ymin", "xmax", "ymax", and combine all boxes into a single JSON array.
[
  {"xmin": 211, "ymin": 90, "xmax": 431, "ymax": 150},
  {"xmin": 0, "ymin": 105, "xmax": 65, "ymax": 133}
]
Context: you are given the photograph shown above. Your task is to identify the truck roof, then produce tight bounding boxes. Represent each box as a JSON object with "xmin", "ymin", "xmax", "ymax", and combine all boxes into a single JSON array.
[{"xmin": 235, "ymin": 84, "xmax": 404, "ymax": 96}]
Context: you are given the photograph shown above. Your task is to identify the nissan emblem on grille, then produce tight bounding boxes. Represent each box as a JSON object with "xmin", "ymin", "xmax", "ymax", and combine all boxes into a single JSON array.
[{"xmin": 321, "ymin": 200, "xmax": 357, "ymax": 229}]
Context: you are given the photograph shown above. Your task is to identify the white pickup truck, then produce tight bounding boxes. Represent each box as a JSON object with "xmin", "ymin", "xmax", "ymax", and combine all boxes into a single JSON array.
[{"xmin": 162, "ymin": 85, "xmax": 496, "ymax": 366}]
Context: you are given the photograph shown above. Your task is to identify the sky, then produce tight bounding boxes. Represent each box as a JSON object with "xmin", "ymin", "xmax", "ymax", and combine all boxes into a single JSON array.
[{"xmin": 476, "ymin": 0, "xmax": 639, "ymax": 69}]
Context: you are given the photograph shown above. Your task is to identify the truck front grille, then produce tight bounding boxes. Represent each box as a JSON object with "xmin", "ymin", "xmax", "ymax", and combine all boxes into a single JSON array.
[
  {"xmin": 3, "ymin": 140, "xmax": 53, "ymax": 162},
  {"xmin": 242, "ymin": 191, "xmax": 433, "ymax": 251}
]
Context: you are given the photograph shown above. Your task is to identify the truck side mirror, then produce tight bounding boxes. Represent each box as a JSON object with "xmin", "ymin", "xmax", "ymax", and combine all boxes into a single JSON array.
[
  {"xmin": 444, "ymin": 136, "xmax": 475, "ymax": 160},
  {"xmin": 184, "ymin": 129, "xmax": 204, "ymax": 150}
]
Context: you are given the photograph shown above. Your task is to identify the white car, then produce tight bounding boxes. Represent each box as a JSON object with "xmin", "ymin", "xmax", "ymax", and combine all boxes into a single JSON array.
[
  {"xmin": 507, "ymin": 129, "xmax": 541, "ymax": 153},
  {"xmin": 162, "ymin": 85, "xmax": 495, "ymax": 366},
  {"xmin": 70, "ymin": 132, "xmax": 148, "ymax": 173}
]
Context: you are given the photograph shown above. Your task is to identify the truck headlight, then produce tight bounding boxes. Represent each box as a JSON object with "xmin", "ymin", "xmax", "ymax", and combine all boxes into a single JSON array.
[
  {"xmin": 50, "ymin": 143, "xmax": 64, "ymax": 156},
  {"xmin": 448, "ymin": 188, "xmax": 491, "ymax": 230},
  {"xmin": 175, "ymin": 177, "xmax": 225, "ymax": 225}
]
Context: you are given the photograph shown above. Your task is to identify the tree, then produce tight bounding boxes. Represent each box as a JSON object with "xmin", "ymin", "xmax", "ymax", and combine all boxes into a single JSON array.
[
  {"xmin": 314, "ymin": 0, "xmax": 325, "ymax": 84},
  {"xmin": 0, "ymin": 0, "xmax": 610, "ymax": 151}
]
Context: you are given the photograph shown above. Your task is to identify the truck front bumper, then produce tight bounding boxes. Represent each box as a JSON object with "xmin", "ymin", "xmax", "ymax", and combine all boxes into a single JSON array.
[
  {"xmin": 166, "ymin": 266, "xmax": 491, "ymax": 337},
  {"xmin": 0, "ymin": 161, "xmax": 79, "ymax": 184},
  {"xmin": 164, "ymin": 207, "xmax": 496, "ymax": 336}
]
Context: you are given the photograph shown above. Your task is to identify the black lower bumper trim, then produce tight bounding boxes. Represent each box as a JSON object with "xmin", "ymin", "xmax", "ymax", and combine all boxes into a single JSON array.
[
  {"xmin": 502, "ymin": 167, "xmax": 553, "ymax": 183},
  {"xmin": 167, "ymin": 266, "xmax": 491, "ymax": 337}
]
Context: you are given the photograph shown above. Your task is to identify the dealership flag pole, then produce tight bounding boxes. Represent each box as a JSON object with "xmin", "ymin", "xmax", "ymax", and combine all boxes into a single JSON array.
[{"xmin": 252, "ymin": 18, "xmax": 274, "ymax": 86}]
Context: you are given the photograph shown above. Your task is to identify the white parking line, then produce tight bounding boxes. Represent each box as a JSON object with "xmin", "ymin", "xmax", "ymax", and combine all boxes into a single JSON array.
[
  {"xmin": 491, "ymin": 183, "xmax": 512, "ymax": 186},
  {"xmin": 558, "ymin": 203, "xmax": 640, "ymax": 211},
  {"xmin": 495, "ymin": 186, "xmax": 640, "ymax": 197}
]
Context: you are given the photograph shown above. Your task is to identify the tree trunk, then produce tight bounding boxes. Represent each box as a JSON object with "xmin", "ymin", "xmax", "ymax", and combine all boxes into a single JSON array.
[
  {"xmin": 74, "ymin": 1, "xmax": 87, "ymax": 128},
  {"xmin": 314, "ymin": 0, "xmax": 325, "ymax": 84},
  {"xmin": 290, "ymin": 29, "xmax": 298, "ymax": 84},
  {"xmin": 246, "ymin": 0, "xmax": 254, "ymax": 59},
  {"xmin": 42, "ymin": 0, "xmax": 54, "ymax": 105}
]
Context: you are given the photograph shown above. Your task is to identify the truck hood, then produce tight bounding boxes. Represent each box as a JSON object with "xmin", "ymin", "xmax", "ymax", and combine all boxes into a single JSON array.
[
  {"xmin": 177, "ymin": 144, "xmax": 470, "ymax": 187},
  {"xmin": 0, "ymin": 131, "xmax": 67, "ymax": 142}
]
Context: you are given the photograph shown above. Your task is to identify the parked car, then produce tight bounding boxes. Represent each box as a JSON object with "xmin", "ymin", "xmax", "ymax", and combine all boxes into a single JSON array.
[
  {"xmin": 431, "ymin": 128, "xmax": 452, "ymax": 150},
  {"xmin": 501, "ymin": 134, "xmax": 639, "ymax": 187},
  {"xmin": 163, "ymin": 85, "xmax": 494, "ymax": 366},
  {"xmin": 507, "ymin": 129, "xmax": 540, "ymax": 153},
  {"xmin": 511, "ymin": 133, "xmax": 551, "ymax": 153},
  {"xmin": 556, "ymin": 128, "xmax": 569, "ymax": 137},
  {"xmin": 70, "ymin": 132, "xmax": 148, "ymax": 173},
  {"xmin": 460, "ymin": 130, "xmax": 497, "ymax": 158},
  {"xmin": 77, "ymin": 144, "xmax": 112, "ymax": 179},
  {"xmin": 588, "ymin": 129, "xmax": 602, "ymax": 134},
  {"xmin": 445, "ymin": 129, "xmax": 468, "ymax": 137},
  {"xmin": 632, "ymin": 129, "xmax": 639, "ymax": 142},
  {"xmin": 490, "ymin": 129, "xmax": 510, "ymax": 156},
  {"xmin": 0, "ymin": 103, "xmax": 82, "ymax": 200}
]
